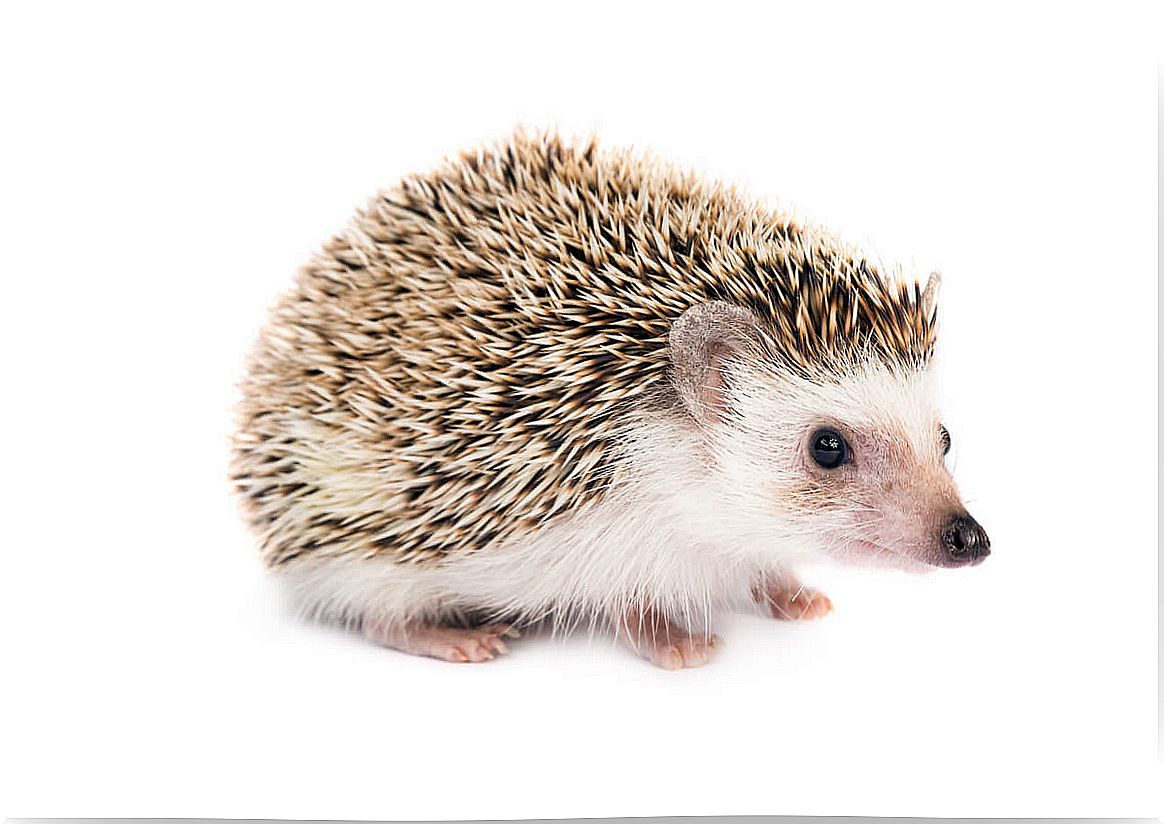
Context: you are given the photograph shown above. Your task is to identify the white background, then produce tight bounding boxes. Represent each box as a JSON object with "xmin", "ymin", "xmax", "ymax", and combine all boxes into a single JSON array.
[{"xmin": 1, "ymin": 1, "xmax": 1158, "ymax": 819}]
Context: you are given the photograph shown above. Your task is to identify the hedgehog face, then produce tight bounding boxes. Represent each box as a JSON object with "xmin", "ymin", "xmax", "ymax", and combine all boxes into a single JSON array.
[
  {"xmin": 721, "ymin": 361, "xmax": 989, "ymax": 571},
  {"xmin": 670, "ymin": 297, "xmax": 987, "ymax": 571}
]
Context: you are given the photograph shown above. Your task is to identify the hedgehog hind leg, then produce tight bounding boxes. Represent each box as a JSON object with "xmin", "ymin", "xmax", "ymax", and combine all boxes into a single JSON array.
[
  {"xmin": 362, "ymin": 619, "xmax": 520, "ymax": 663},
  {"xmin": 614, "ymin": 605, "xmax": 720, "ymax": 670}
]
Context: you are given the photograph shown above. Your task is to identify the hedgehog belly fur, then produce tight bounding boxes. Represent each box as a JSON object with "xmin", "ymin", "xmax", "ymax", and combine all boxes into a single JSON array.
[{"xmin": 274, "ymin": 416, "xmax": 775, "ymax": 634}]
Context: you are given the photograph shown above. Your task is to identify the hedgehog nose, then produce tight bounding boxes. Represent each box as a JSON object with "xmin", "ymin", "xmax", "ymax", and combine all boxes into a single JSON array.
[{"xmin": 941, "ymin": 514, "xmax": 991, "ymax": 564}]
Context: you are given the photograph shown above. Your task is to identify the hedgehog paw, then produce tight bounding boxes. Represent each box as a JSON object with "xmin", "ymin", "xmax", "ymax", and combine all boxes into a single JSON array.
[
  {"xmin": 757, "ymin": 575, "xmax": 834, "ymax": 621},
  {"xmin": 617, "ymin": 606, "xmax": 720, "ymax": 670},
  {"xmin": 363, "ymin": 621, "xmax": 519, "ymax": 663},
  {"xmin": 643, "ymin": 633, "xmax": 721, "ymax": 670}
]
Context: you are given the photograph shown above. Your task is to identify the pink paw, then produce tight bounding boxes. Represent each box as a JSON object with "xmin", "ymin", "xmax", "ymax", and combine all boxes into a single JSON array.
[
  {"xmin": 424, "ymin": 624, "xmax": 518, "ymax": 663},
  {"xmin": 765, "ymin": 585, "xmax": 834, "ymax": 621},
  {"xmin": 364, "ymin": 621, "xmax": 519, "ymax": 663},
  {"xmin": 617, "ymin": 606, "xmax": 722, "ymax": 670},
  {"xmin": 646, "ymin": 633, "xmax": 721, "ymax": 670}
]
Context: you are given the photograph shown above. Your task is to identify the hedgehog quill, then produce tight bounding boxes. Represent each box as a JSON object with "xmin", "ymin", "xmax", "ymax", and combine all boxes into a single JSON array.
[{"xmin": 232, "ymin": 131, "xmax": 989, "ymax": 669}]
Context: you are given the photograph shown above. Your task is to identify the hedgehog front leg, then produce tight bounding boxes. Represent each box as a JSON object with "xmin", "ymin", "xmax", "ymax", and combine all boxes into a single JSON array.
[
  {"xmin": 615, "ymin": 605, "xmax": 720, "ymax": 670},
  {"xmin": 362, "ymin": 620, "xmax": 519, "ymax": 663},
  {"xmin": 753, "ymin": 571, "xmax": 834, "ymax": 621}
]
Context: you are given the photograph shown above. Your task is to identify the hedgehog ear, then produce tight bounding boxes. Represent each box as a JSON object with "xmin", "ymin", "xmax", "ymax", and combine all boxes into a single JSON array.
[
  {"xmin": 922, "ymin": 272, "xmax": 942, "ymax": 319},
  {"xmin": 669, "ymin": 301, "xmax": 760, "ymax": 426}
]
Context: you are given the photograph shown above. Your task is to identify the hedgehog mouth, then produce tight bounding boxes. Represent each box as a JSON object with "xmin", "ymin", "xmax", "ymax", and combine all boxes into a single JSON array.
[{"xmin": 848, "ymin": 539, "xmax": 935, "ymax": 573}]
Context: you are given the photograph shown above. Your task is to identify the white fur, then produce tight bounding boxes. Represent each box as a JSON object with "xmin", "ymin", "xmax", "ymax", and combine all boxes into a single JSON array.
[{"xmin": 276, "ymin": 360, "xmax": 945, "ymax": 634}]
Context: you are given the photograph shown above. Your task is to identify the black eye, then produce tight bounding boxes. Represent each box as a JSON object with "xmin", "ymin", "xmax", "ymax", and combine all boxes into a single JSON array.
[
  {"xmin": 810, "ymin": 428, "xmax": 849, "ymax": 469},
  {"xmin": 940, "ymin": 425, "xmax": 951, "ymax": 455}
]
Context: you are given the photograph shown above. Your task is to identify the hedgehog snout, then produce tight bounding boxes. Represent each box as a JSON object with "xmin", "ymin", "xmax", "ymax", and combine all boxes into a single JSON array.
[{"xmin": 940, "ymin": 513, "xmax": 991, "ymax": 565}]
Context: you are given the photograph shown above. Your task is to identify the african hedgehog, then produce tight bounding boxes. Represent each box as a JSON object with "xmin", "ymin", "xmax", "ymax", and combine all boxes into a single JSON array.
[{"xmin": 232, "ymin": 130, "xmax": 989, "ymax": 669}]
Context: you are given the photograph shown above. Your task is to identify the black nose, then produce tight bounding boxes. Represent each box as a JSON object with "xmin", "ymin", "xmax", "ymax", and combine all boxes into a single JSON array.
[{"xmin": 941, "ymin": 514, "xmax": 991, "ymax": 563}]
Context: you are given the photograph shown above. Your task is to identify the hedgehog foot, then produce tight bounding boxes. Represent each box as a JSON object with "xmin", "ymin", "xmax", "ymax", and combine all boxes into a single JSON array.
[
  {"xmin": 755, "ymin": 574, "xmax": 834, "ymax": 621},
  {"xmin": 363, "ymin": 620, "xmax": 519, "ymax": 663},
  {"xmin": 616, "ymin": 606, "xmax": 720, "ymax": 670}
]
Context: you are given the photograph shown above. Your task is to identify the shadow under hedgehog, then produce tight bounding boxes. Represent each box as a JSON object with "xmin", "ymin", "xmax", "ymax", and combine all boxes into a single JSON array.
[{"xmin": 231, "ymin": 130, "xmax": 989, "ymax": 669}]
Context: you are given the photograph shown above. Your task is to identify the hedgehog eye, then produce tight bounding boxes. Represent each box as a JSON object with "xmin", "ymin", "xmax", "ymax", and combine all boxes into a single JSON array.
[
  {"xmin": 810, "ymin": 428, "xmax": 849, "ymax": 469},
  {"xmin": 940, "ymin": 425, "xmax": 951, "ymax": 456}
]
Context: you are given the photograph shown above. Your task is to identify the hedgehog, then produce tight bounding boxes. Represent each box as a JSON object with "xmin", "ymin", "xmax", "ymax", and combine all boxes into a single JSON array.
[{"xmin": 231, "ymin": 130, "xmax": 989, "ymax": 669}]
